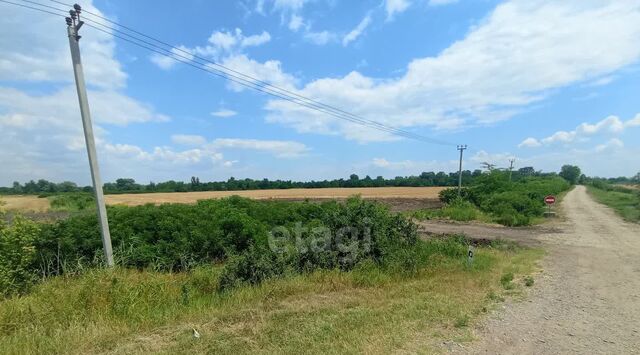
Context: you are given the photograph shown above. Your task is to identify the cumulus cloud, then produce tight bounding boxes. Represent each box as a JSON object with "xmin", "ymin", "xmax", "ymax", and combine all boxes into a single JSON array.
[
  {"xmin": 264, "ymin": 1, "xmax": 640, "ymax": 142},
  {"xmin": 518, "ymin": 138, "xmax": 542, "ymax": 148},
  {"xmin": 520, "ymin": 113, "xmax": 640, "ymax": 148},
  {"xmin": 218, "ymin": 54, "xmax": 298, "ymax": 91},
  {"xmin": 149, "ymin": 28, "xmax": 272, "ymax": 70},
  {"xmin": 0, "ymin": 1, "xmax": 125, "ymax": 89}
]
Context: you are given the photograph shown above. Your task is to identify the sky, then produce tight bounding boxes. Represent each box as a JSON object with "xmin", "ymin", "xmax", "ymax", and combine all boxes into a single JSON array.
[{"xmin": 0, "ymin": 0, "xmax": 639, "ymax": 185}]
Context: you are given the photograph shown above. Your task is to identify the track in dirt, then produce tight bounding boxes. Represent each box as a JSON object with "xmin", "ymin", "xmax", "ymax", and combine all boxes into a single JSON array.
[{"xmin": 453, "ymin": 186, "xmax": 640, "ymax": 354}]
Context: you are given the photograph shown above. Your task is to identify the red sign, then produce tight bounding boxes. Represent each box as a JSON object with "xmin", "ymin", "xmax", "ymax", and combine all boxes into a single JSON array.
[{"xmin": 544, "ymin": 195, "xmax": 556, "ymax": 205}]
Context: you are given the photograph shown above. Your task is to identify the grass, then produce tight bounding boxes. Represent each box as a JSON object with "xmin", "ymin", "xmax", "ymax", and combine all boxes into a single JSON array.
[
  {"xmin": 47, "ymin": 193, "xmax": 95, "ymax": 212},
  {"xmin": 0, "ymin": 239, "xmax": 542, "ymax": 354},
  {"xmin": 586, "ymin": 185, "xmax": 640, "ymax": 223}
]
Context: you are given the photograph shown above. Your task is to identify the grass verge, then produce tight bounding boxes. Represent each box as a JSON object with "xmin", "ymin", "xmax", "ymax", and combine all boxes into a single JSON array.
[
  {"xmin": 586, "ymin": 185, "xmax": 640, "ymax": 223},
  {"xmin": 0, "ymin": 238, "xmax": 542, "ymax": 354}
]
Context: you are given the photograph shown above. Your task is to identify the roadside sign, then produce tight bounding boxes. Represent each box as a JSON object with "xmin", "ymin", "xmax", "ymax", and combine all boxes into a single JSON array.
[{"xmin": 544, "ymin": 195, "xmax": 556, "ymax": 205}]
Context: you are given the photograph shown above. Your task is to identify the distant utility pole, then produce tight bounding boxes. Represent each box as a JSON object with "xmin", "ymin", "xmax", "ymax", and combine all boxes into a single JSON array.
[
  {"xmin": 508, "ymin": 158, "xmax": 516, "ymax": 182},
  {"xmin": 457, "ymin": 145, "xmax": 467, "ymax": 196},
  {"xmin": 66, "ymin": 5, "xmax": 114, "ymax": 267}
]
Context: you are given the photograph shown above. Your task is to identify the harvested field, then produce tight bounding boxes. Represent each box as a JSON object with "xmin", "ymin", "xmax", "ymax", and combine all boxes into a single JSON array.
[
  {"xmin": 0, "ymin": 195, "xmax": 50, "ymax": 212},
  {"xmin": 2, "ymin": 187, "xmax": 447, "ymax": 213},
  {"xmin": 106, "ymin": 187, "xmax": 446, "ymax": 212}
]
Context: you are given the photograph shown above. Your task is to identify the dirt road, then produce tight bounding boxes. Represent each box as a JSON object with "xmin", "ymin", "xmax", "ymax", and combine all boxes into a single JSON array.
[{"xmin": 458, "ymin": 185, "xmax": 640, "ymax": 353}]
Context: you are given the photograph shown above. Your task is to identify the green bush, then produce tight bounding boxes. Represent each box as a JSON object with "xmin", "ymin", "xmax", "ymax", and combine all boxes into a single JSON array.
[
  {"xmin": 0, "ymin": 214, "xmax": 41, "ymax": 297},
  {"xmin": 434, "ymin": 172, "xmax": 570, "ymax": 226},
  {"xmin": 49, "ymin": 193, "xmax": 95, "ymax": 212},
  {"xmin": 217, "ymin": 197, "xmax": 419, "ymax": 290}
]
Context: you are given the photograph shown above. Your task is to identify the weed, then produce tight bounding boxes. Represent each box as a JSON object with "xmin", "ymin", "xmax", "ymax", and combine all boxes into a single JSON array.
[
  {"xmin": 500, "ymin": 272, "xmax": 514, "ymax": 290},
  {"xmin": 524, "ymin": 276, "xmax": 534, "ymax": 287}
]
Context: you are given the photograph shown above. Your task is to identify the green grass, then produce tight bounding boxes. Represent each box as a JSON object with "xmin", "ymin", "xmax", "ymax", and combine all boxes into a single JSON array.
[
  {"xmin": 0, "ymin": 239, "xmax": 542, "ymax": 354},
  {"xmin": 47, "ymin": 193, "xmax": 95, "ymax": 212},
  {"xmin": 586, "ymin": 186, "xmax": 640, "ymax": 223}
]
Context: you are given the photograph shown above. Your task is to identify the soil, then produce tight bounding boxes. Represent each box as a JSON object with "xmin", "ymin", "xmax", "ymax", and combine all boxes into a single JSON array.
[{"xmin": 420, "ymin": 186, "xmax": 640, "ymax": 353}]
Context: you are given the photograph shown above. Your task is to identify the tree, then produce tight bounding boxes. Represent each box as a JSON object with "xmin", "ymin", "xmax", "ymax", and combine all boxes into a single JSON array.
[
  {"xmin": 633, "ymin": 172, "xmax": 640, "ymax": 185},
  {"xmin": 559, "ymin": 165, "xmax": 581, "ymax": 184}
]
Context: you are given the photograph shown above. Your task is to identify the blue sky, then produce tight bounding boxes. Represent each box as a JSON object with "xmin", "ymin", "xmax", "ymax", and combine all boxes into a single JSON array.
[{"xmin": 1, "ymin": 0, "xmax": 639, "ymax": 185}]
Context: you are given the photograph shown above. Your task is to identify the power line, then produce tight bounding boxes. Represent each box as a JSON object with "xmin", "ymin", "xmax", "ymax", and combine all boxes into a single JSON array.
[
  {"xmin": 49, "ymin": 0, "xmax": 455, "ymax": 145},
  {"xmin": 5, "ymin": 0, "xmax": 458, "ymax": 146}
]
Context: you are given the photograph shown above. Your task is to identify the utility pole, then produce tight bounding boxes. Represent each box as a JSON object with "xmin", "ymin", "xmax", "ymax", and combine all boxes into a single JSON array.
[
  {"xmin": 457, "ymin": 145, "xmax": 467, "ymax": 196},
  {"xmin": 66, "ymin": 5, "xmax": 114, "ymax": 267},
  {"xmin": 508, "ymin": 158, "xmax": 516, "ymax": 182}
]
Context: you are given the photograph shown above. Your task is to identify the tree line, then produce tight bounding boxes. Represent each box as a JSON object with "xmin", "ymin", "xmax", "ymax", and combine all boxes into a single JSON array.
[{"xmin": 0, "ymin": 166, "xmax": 583, "ymax": 195}]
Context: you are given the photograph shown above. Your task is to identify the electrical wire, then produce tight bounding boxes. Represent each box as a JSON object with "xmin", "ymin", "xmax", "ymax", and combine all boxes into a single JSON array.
[{"xmin": 3, "ymin": 0, "xmax": 460, "ymax": 146}]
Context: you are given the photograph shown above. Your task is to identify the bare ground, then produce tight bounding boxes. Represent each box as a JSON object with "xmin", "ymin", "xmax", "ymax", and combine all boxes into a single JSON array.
[{"xmin": 420, "ymin": 186, "xmax": 640, "ymax": 354}]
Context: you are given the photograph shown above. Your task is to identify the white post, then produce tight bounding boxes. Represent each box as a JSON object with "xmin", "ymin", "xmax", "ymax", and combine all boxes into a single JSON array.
[{"xmin": 67, "ymin": 22, "xmax": 114, "ymax": 267}]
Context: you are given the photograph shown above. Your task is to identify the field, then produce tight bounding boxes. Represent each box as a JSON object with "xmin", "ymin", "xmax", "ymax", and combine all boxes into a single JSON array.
[
  {"xmin": 0, "ymin": 195, "xmax": 49, "ymax": 212},
  {"xmin": 1, "ymin": 186, "xmax": 446, "ymax": 213}
]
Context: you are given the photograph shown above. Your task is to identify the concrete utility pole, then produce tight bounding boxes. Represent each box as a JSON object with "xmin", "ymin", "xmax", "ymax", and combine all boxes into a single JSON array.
[
  {"xmin": 457, "ymin": 145, "xmax": 467, "ymax": 196},
  {"xmin": 508, "ymin": 158, "xmax": 516, "ymax": 182},
  {"xmin": 66, "ymin": 5, "xmax": 114, "ymax": 267}
]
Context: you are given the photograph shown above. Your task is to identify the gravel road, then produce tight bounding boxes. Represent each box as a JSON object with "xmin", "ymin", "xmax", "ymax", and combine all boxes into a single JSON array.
[{"xmin": 458, "ymin": 185, "xmax": 640, "ymax": 354}]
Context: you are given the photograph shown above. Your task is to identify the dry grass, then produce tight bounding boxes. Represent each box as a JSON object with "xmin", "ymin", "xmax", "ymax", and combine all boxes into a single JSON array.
[
  {"xmin": 1, "ymin": 188, "xmax": 446, "ymax": 212},
  {"xmin": 105, "ymin": 187, "xmax": 447, "ymax": 206},
  {"xmin": 0, "ymin": 243, "xmax": 542, "ymax": 354},
  {"xmin": 0, "ymin": 195, "xmax": 50, "ymax": 212}
]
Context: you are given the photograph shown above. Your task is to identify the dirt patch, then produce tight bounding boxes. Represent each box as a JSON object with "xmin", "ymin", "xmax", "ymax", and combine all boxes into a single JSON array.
[{"xmin": 416, "ymin": 220, "xmax": 562, "ymax": 247}]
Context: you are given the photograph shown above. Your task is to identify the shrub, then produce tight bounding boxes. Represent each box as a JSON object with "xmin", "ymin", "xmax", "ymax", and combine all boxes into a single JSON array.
[
  {"xmin": 0, "ymin": 214, "xmax": 41, "ymax": 297},
  {"xmin": 216, "ymin": 197, "xmax": 419, "ymax": 290},
  {"xmin": 49, "ymin": 193, "xmax": 95, "ymax": 211}
]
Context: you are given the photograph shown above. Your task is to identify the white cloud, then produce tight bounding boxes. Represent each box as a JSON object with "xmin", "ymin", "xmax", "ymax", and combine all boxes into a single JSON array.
[
  {"xmin": 264, "ymin": 1, "xmax": 640, "ymax": 142},
  {"xmin": 518, "ymin": 138, "xmax": 542, "ymax": 148},
  {"xmin": 150, "ymin": 28, "xmax": 271, "ymax": 69},
  {"xmin": 385, "ymin": 0, "xmax": 411, "ymax": 20},
  {"xmin": 218, "ymin": 54, "xmax": 298, "ymax": 91},
  {"xmin": 0, "ymin": 86, "xmax": 168, "ymax": 127},
  {"xmin": 343, "ymin": 15, "xmax": 372, "ymax": 46},
  {"xmin": 471, "ymin": 150, "xmax": 516, "ymax": 167},
  {"xmin": 0, "ymin": 1, "xmax": 126, "ymax": 89},
  {"xmin": 171, "ymin": 135, "xmax": 207, "ymax": 146},
  {"xmin": 594, "ymin": 138, "xmax": 624, "ymax": 153},
  {"xmin": 304, "ymin": 31, "xmax": 337, "ymax": 45},
  {"xmin": 428, "ymin": 0, "xmax": 459, "ymax": 6},
  {"xmin": 211, "ymin": 138, "xmax": 309, "ymax": 158},
  {"xmin": 371, "ymin": 157, "xmax": 458, "ymax": 172},
  {"xmin": 150, "ymin": 46, "xmax": 194, "ymax": 70},
  {"xmin": 211, "ymin": 109, "xmax": 238, "ymax": 118},
  {"xmin": 523, "ymin": 114, "xmax": 640, "ymax": 147},
  {"xmin": 288, "ymin": 14, "xmax": 305, "ymax": 32}
]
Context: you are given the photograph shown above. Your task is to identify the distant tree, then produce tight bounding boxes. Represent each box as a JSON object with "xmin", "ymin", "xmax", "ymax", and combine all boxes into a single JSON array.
[
  {"xmin": 12, "ymin": 182, "xmax": 22, "ymax": 194},
  {"xmin": 633, "ymin": 172, "xmax": 640, "ymax": 185},
  {"xmin": 518, "ymin": 167, "xmax": 535, "ymax": 176},
  {"xmin": 559, "ymin": 165, "xmax": 581, "ymax": 184}
]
